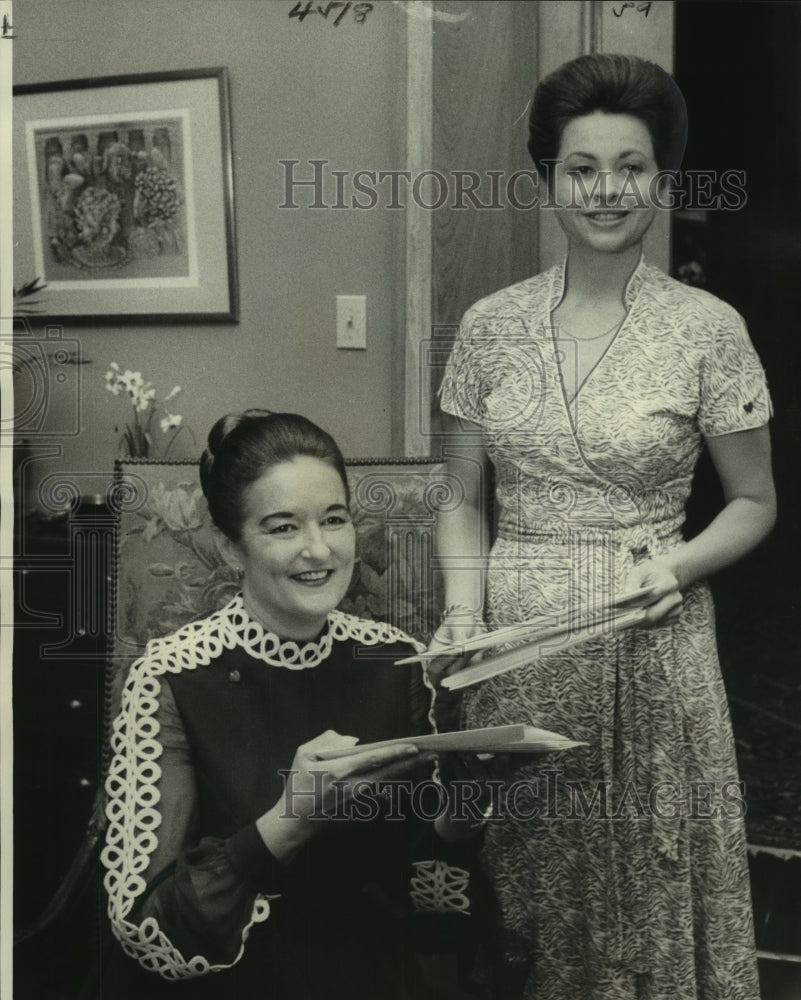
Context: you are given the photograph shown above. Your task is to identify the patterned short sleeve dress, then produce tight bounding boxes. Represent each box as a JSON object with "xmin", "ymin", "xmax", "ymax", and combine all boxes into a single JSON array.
[{"xmin": 439, "ymin": 257, "xmax": 771, "ymax": 1000}]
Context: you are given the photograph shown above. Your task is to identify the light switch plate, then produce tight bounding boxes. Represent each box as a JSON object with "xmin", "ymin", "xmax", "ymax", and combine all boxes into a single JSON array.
[{"xmin": 336, "ymin": 295, "xmax": 366, "ymax": 350}]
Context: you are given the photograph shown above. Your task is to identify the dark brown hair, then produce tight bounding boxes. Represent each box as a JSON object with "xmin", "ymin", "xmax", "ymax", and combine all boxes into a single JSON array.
[
  {"xmin": 199, "ymin": 409, "xmax": 349, "ymax": 541},
  {"xmin": 528, "ymin": 53, "xmax": 688, "ymax": 178}
]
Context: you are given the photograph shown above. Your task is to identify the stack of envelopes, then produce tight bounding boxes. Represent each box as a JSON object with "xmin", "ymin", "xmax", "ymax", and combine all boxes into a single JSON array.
[
  {"xmin": 313, "ymin": 723, "xmax": 586, "ymax": 758},
  {"xmin": 395, "ymin": 586, "xmax": 656, "ymax": 691}
]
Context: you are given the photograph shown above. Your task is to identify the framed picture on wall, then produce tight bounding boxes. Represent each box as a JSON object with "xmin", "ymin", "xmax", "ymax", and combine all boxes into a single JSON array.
[{"xmin": 13, "ymin": 67, "xmax": 239, "ymax": 324}]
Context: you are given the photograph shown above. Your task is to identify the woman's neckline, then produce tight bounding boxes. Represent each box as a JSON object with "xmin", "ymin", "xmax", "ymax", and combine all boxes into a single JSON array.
[
  {"xmin": 228, "ymin": 593, "xmax": 335, "ymax": 669},
  {"xmin": 240, "ymin": 592, "xmax": 331, "ymax": 645},
  {"xmin": 551, "ymin": 248, "xmax": 646, "ymax": 315},
  {"xmin": 552, "ymin": 315, "xmax": 625, "ymax": 343},
  {"xmin": 561, "ymin": 242, "xmax": 644, "ymax": 301},
  {"xmin": 547, "ymin": 253, "xmax": 646, "ymax": 410}
]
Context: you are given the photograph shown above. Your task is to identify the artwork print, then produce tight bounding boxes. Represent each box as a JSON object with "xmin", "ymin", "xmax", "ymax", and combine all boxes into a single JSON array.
[{"xmin": 28, "ymin": 111, "xmax": 196, "ymax": 288}]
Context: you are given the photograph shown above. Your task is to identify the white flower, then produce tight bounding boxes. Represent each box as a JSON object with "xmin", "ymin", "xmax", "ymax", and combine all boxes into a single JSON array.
[
  {"xmin": 122, "ymin": 370, "xmax": 144, "ymax": 392},
  {"xmin": 105, "ymin": 361, "xmax": 192, "ymax": 458},
  {"xmin": 160, "ymin": 413, "xmax": 183, "ymax": 432}
]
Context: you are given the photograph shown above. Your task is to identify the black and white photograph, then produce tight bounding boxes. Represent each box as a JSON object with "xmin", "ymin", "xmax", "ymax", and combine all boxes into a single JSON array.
[{"xmin": 2, "ymin": 2, "xmax": 800, "ymax": 999}]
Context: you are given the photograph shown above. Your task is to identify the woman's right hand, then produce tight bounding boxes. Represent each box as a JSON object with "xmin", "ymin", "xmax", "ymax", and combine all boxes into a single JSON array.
[
  {"xmin": 425, "ymin": 606, "xmax": 486, "ymax": 685},
  {"xmin": 256, "ymin": 730, "xmax": 423, "ymax": 861}
]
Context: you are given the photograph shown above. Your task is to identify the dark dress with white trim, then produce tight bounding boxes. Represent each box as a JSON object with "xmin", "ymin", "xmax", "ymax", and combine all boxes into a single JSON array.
[{"xmin": 101, "ymin": 596, "xmax": 450, "ymax": 999}]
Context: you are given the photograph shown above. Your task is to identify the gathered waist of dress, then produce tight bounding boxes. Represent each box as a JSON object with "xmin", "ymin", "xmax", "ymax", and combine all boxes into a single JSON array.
[{"xmin": 496, "ymin": 514, "xmax": 685, "ymax": 556}]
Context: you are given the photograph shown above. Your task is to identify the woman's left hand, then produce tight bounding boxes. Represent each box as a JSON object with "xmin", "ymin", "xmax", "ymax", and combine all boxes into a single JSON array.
[{"xmin": 626, "ymin": 558, "xmax": 683, "ymax": 628}]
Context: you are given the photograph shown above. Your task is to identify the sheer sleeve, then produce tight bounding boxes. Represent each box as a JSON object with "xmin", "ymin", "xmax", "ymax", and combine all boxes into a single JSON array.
[
  {"xmin": 101, "ymin": 656, "xmax": 283, "ymax": 981},
  {"xmin": 698, "ymin": 309, "xmax": 772, "ymax": 436}
]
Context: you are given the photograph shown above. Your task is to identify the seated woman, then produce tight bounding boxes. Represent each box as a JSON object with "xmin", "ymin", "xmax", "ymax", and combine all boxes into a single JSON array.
[{"xmin": 100, "ymin": 410, "xmax": 457, "ymax": 999}]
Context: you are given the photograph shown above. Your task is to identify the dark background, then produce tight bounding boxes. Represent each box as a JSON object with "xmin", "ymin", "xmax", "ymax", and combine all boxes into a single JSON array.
[
  {"xmin": 674, "ymin": 9, "xmax": 801, "ymax": 993},
  {"xmin": 675, "ymin": 0, "xmax": 801, "ymax": 845}
]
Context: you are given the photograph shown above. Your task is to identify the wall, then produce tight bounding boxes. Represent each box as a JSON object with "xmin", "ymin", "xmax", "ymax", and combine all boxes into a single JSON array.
[
  {"xmin": 430, "ymin": 0, "xmax": 539, "ymax": 328},
  {"xmin": 13, "ymin": 0, "xmax": 409, "ymax": 509},
  {"xmin": 422, "ymin": 0, "xmax": 539, "ymax": 441}
]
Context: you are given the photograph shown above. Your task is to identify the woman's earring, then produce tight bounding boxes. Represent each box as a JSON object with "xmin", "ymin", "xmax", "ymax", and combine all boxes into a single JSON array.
[{"xmin": 235, "ymin": 566, "xmax": 244, "ymax": 580}]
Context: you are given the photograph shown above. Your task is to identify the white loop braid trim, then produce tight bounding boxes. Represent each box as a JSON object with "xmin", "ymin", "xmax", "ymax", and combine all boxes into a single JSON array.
[
  {"xmin": 229, "ymin": 593, "xmax": 423, "ymax": 669},
  {"xmin": 410, "ymin": 860, "xmax": 472, "ymax": 916},
  {"xmin": 101, "ymin": 597, "xmax": 423, "ymax": 980}
]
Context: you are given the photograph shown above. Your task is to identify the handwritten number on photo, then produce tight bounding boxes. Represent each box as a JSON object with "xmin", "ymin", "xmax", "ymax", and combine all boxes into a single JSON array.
[
  {"xmin": 289, "ymin": 2, "xmax": 314, "ymax": 21},
  {"xmin": 288, "ymin": 1, "xmax": 373, "ymax": 25}
]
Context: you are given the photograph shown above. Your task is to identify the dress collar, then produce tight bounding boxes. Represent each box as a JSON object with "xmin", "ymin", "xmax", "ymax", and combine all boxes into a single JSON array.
[
  {"xmin": 220, "ymin": 594, "xmax": 424, "ymax": 670},
  {"xmin": 226, "ymin": 593, "xmax": 335, "ymax": 669},
  {"xmin": 549, "ymin": 250, "xmax": 647, "ymax": 313}
]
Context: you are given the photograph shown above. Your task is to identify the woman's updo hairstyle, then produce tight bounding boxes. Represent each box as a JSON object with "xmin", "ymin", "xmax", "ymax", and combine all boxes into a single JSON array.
[
  {"xmin": 527, "ymin": 53, "xmax": 688, "ymax": 179},
  {"xmin": 199, "ymin": 409, "xmax": 350, "ymax": 541}
]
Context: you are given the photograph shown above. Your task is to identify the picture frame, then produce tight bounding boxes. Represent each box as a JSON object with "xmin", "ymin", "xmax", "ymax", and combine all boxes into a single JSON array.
[{"xmin": 13, "ymin": 67, "xmax": 239, "ymax": 324}]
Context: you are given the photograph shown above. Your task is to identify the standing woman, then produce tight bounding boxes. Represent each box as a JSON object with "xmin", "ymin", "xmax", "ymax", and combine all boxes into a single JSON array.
[
  {"xmin": 101, "ymin": 410, "xmax": 441, "ymax": 999},
  {"xmin": 435, "ymin": 55, "xmax": 775, "ymax": 999}
]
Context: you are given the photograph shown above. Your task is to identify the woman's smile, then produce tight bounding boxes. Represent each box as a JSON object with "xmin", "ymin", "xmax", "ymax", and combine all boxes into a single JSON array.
[
  {"xmin": 291, "ymin": 568, "xmax": 336, "ymax": 585},
  {"xmin": 583, "ymin": 209, "xmax": 630, "ymax": 223}
]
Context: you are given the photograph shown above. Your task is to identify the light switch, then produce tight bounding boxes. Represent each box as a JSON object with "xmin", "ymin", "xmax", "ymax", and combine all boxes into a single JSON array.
[{"xmin": 336, "ymin": 295, "xmax": 366, "ymax": 350}]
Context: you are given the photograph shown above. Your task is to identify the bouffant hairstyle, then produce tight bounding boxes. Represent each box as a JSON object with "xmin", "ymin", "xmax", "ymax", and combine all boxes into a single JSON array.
[
  {"xmin": 527, "ymin": 53, "xmax": 688, "ymax": 179},
  {"xmin": 199, "ymin": 409, "xmax": 350, "ymax": 541}
]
